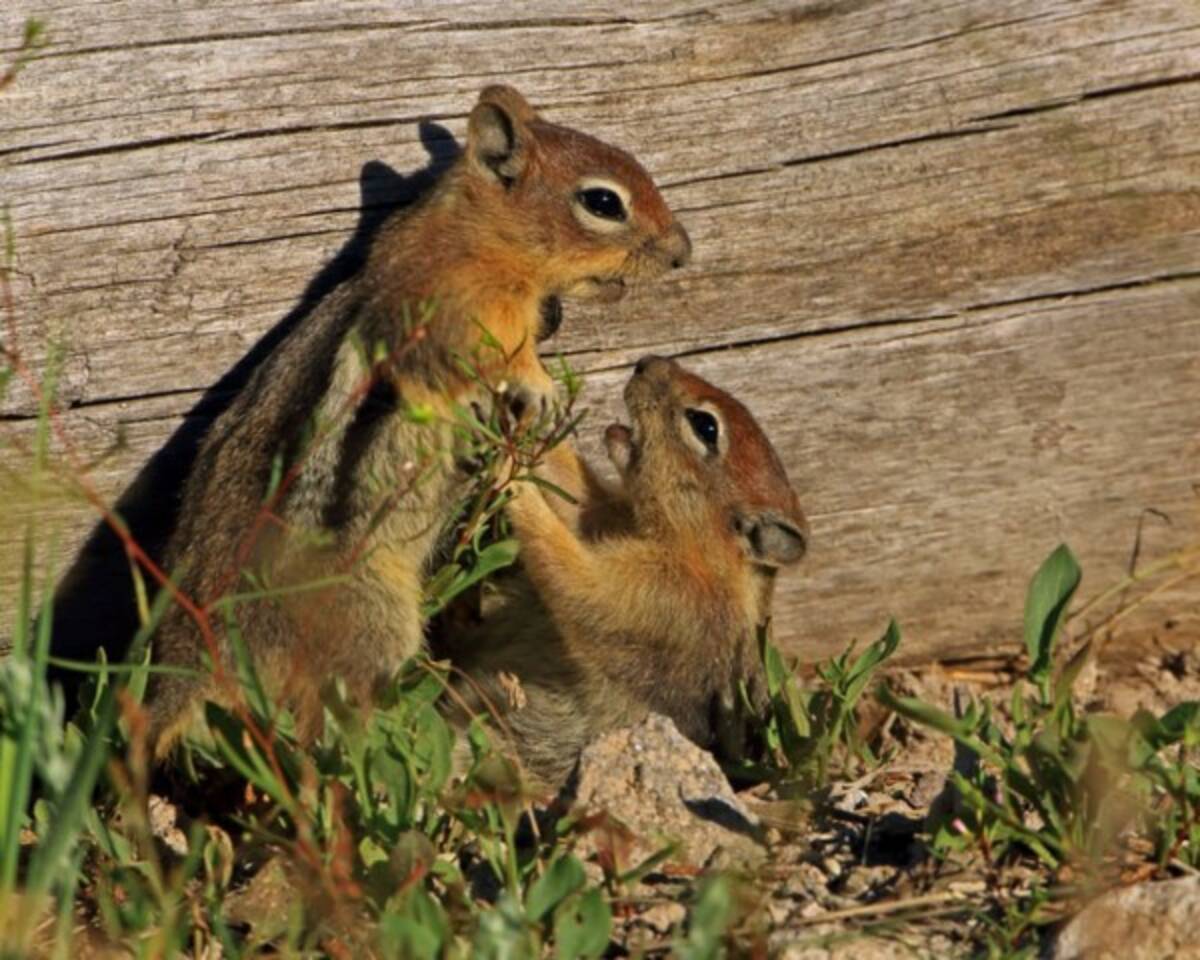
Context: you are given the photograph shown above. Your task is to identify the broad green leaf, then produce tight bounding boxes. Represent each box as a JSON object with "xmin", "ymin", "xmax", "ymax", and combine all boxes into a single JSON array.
[
  {"xmin": 1154, "ymin": 701, "xmax": 1200, "ymax": 748},
  {"xmin": 412, "ymin": 706, "xmax": 453, "ymax": 792},
  {"xmin": 1023, "ymin": 545, "xmax": 1081, "ymax": 696},
  {"xmin": 424, "ymin": 539, "xmax": 520, "ymax": 615},
  {"xmin": 527, "ymin": 854, "xmax": 585, "ymax": 922},
  {"xmin": 1089, "ymin": 713, "xmax": 1134, "ymax": 757},
  {"xmin": 673, "ymin": 875, "xmax": 733, "ymax": 960},
  {"xmin": 473, "ymin": 539, "xmax": 521, "ymax": 578},
  {"xmin": 553, "ymin": 888, "xmax": 611, "ymax": 959},
  {"xmin": 379, "ymin": 889, "xmax": 448, "ymax": 960}
]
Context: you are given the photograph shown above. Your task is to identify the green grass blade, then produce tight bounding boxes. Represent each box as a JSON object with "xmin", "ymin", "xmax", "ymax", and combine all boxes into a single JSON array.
[
  {"xmin": 24, "ymin": 687, "xmax": 117, "ymax": 899},
  {"xmin": 0, "ymin": 530, "xmax": 36, "ymax": 889}
]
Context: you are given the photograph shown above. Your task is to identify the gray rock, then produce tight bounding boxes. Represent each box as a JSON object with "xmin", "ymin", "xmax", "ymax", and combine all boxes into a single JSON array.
[
  {"xmin": 1051, "ymin": 876, "xmax": 1200, "ymax": 960},
  {"xmin": 564, "ymin": 713, "xmax": 764, "ymax": 873}
]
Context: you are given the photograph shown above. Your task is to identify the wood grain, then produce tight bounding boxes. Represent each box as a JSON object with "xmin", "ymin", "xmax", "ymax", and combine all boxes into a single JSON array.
[{"xmin": 2, "ymin": 0, "xmax": 1198, "ymax": 665}]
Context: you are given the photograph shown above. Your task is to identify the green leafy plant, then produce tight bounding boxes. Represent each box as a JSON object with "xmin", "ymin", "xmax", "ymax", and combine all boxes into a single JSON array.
[
  {"xmin": 881, "ymin": 544, "xmax": 1200, "ymax": 875},
  {"xmin": 424, "ymin": 351, "xmax": 586, "ymax": 619},
  {"xmin": 742, "ymin": 621, "xmax": 901, "ymax": 795}
]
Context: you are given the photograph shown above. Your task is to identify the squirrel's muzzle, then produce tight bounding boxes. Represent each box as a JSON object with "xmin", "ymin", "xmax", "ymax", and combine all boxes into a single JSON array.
[{"xmin": 663, "ymin": 223, "xmax": 692, "ymax": 270}]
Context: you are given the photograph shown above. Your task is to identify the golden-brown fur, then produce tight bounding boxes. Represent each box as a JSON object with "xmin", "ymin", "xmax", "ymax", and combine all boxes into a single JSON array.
[
  {"xmin": 449, "ymin": 356, "xmax": 808, "ymax": 791},
  {"xmin": 147, "ymin": 87, "xmax": 689, "ymax": 755}
]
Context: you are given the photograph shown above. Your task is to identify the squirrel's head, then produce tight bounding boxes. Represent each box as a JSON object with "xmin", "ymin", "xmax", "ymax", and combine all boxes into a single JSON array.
[
  {"xmin": 605, "ymin": 356, "xmax": 808, "ymax": 569},
  {"xmin": 463, "ymin": 85, "xmax": 691, "ymax": 303}
]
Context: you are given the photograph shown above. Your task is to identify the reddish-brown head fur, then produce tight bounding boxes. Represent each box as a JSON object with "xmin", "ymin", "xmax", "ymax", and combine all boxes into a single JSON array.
[
  {"xmin": 366, "ymin": 85, "xmax": 690, "ymax": 408},
  {"xmin": 608, "ymin": 356, "xmax": 808, "ymax": 569},
  {"xmin": 454, "ymin": 85, "xmax": 690, "ymax": 302}
]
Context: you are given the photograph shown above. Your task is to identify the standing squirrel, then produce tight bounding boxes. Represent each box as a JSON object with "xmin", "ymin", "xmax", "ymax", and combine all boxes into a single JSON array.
[
  {"xmin": 448, "ymin": 356, "xmax": 808, "ymax": 790},
  {"xmin": 147, "ymin": 86, "xmax": 690, "ymax": 754}
]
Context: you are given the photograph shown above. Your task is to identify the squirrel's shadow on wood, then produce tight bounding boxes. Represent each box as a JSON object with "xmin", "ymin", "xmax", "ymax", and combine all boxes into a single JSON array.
[{"xmin": 48, "ymin": 121, "xmax": 462, "ymax": 705}]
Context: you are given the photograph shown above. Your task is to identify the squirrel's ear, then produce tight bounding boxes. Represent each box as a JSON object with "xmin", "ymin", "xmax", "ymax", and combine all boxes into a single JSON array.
[
  {"xmin": 734, "ymin": 511, "xmax": 808, "ymax": 567},
  {"xmin": 468, "ymin": 86, "xmax": 536, "ymax": 186}
]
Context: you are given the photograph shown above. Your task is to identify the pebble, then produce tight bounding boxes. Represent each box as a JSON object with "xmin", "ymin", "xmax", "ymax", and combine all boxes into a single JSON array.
[{"xmin": 822, "ymin": 856, "xmax": 843, "ymax": 880}]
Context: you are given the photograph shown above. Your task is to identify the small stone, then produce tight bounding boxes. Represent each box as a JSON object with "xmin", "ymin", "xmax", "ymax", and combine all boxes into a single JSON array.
[
  {"xmin": 836, "ymin": 789, "xmax": 868, "ymax": 812},
  {"xmin": 767, "ymin": 899, "xmax": 792, "ymax": 926},
  {"xmin": 906, "ymin": 771, "xmax": 947, "ymax": 810},
  {"xmin": 840, "ymin": 868, "xmax": 872, "ymax": 898},
  {"xmin": 784, "ymin": 862, "xmax": 826, "ymax": 898},
  {"xmin": 147, "ymin": 794, "xmax": 189, "ymax": 857},
  {"xmin": 821, "ymin": 856, "xmax": 843, "ymax": 880},
  {"xmin": 639, "ymin": 900, "xmax": 686, "ymax": 934}
]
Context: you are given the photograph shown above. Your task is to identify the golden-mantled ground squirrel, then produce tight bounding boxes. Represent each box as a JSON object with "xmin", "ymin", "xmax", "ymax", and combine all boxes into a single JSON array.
[
  {"xmin": 448, "ymin": 356, "xmax": 808, "ymax": 790},
  {"xmin": 147, "ymin": 86, "xmax": 690, "ymax": 754}
]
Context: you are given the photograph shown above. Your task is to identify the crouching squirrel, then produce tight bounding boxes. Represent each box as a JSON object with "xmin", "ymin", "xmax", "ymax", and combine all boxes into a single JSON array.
[{"xmin": 448, "ymin": 356, "xmax": 808, "ymax": 790}]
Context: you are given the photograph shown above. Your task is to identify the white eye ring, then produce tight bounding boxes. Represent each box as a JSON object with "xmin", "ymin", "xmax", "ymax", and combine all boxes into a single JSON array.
[
  {"xmin": 572, "ymin": 177, "xmax": 632, "ymax": 235},
  {"xmin": 680, "ymin": 402, "xmax": 725, "ymax": 459}
]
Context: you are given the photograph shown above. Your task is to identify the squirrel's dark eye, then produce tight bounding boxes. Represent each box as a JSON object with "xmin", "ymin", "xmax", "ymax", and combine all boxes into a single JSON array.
[
  {"xmin": 577, "ymin": 187, "xmax": 627, "ymax": 221},
  {"xmin": 537, "ymin": 296, "xmax": 562, "ymax": 342},
  {"xmin": 685, "ymin": 408, "xmax": 720, "ymax": 450}
]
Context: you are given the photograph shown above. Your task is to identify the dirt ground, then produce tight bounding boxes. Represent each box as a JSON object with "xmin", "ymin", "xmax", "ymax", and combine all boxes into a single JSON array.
[
  {"xmin": 601, "ymin": 631, "xmax": 1200, "ymax": 957},
  {"xmin": 87, "ymin": 629, "xmax": 1200, "ymax": 959}
]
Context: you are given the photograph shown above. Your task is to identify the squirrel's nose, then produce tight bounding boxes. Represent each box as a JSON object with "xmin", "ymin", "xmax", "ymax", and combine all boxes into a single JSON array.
[
  {"xmin": 634, "ymin": 355, "xmax": 670, "ymax": 377},
  {"xmin": 665, "ymin": 223, "xmax": 692, "ymax": 269}
]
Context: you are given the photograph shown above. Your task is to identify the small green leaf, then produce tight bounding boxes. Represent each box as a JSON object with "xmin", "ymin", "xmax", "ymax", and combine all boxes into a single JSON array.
[
  {"xmin": 553, "ymin": 887, "xmax": 611, "ymax": 959},
  {"xmin": 473, "ymin": 539, "xmax": 521, "ymax": 577},
  {"xmin": 379, "ymin": 888, "xmax": 448, "ymax": 960},
  {"xmin": 763, "ymin": 641, "xmax": 788, "ymax": 698},
  {"xmin": 359, "ymin": 835, "xmax": 389, "ymax": 869},
  {"xmin": 404, "ymin": 402, "xmax": 436, "ymax": 425},
  {"xmin": 1053, "ymin": 638, "xmax": 1092, "ymax": 711},
  {"xmin": 1154, "ymin": 701, "xmax": 1200, "ymax": 748},
  {"xmin": 781, "ymin": 675, "xmax": 811, "ymax": 740},
  {"xmin": 877, "ymin": 684, "xmax": 971, "ymax": 738},
  {"xmin": 527, "ymin": 854, "xmax": 585, "ymax": 922},
  {"xmin": 472, "ymin": 318, "xmax": 504, "ymax": 353},
  {"xmin": 1023, "ymin": 545, "xmax": 1081, "ymax": 697},
  {"xmin": 674, "ymin": 875, "xmax": 733, "ymax": 959},
  {"xmin": 522, "ymin": 474, "xmax": 580, "ymax": 506},
  {"xmin": 842, "ymin": 619, "xmax": 901, "ymax": 704},
  {"xmin": 424, "ymin": 540, "xmax": 519, "ymax": 615}
]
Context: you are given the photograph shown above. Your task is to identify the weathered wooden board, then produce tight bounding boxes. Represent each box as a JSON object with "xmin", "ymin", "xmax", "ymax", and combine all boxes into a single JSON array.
[{"xmin": 2, "ymin": 0, "xmax": 1199, "ymax": 666}]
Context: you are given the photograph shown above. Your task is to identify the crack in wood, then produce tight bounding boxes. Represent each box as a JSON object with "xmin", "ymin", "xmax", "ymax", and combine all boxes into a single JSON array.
[
  {"xmin": 973, "ymin": 70, "xmax": 1200, "ymax": 123},
  {"xmin": 29, "ymin": 207, "xmax": 244, "ymax": 241},
  {"xmin": 961, "ymin": 270, "xmax": 1200, "ymax": 313},
  {"xmin": 36, "ymin": 20, "xmax": 444, "ymax": 61},
  {"xmin": 665, "ymin": 121, "xmax": 1016, "ymax": 190},
  {"xmin": 12, "ymin": 113, "xmax": 446, "ymax": 166},
  {"xmin": 659, "ymin": 311, "xmax": 965, "ymax": 367},
  {"xmin": 422, "ymin": 16, "xmax": 637, "ymax": 32},
  {"xmin": 11, "ymin": 130, "xmax": 225, "ymax": 166},
  {"xmin": 784, "ymin": 123, "xmax": 1015, "ymax": 168},
  {"xmin": 193, "ymin": 227, "xmax": 347, "ymax": 252},
  {"xmin": 13, "ymin": 264, "xmax": 1196, "ymax": 423}
]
